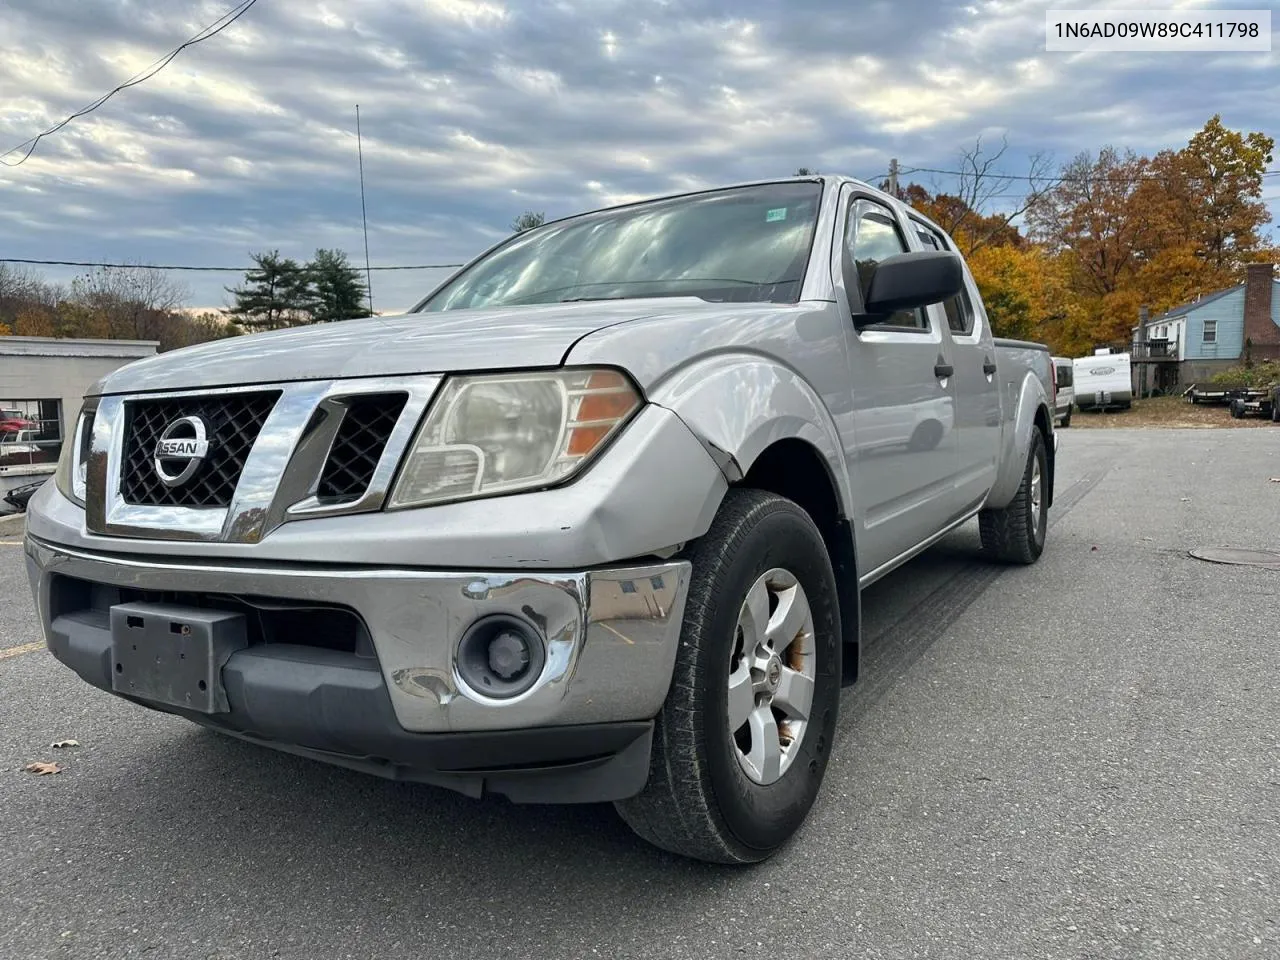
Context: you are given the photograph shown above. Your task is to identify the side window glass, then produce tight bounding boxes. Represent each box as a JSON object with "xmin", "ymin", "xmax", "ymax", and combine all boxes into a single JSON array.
[
  {"xmin": 848, "ymin": 203, "xmax": 927, "ymax": 330},
  {"xmin": 921, "ymin": 225, "xmax": 976, "ymax": 337}
]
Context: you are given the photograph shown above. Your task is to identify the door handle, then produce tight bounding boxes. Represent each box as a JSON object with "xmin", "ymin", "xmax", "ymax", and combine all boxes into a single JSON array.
[
  {"xmin": 983, "ymin": 357, "xmax": 998, "ymax": 376},
  {"xmin": 934, "ymin": 362, "xmax": 954, "ymax": 379}
]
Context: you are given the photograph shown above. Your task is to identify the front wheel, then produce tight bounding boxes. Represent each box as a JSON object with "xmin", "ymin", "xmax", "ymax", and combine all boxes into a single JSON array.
[
  {"xmin": 979, "ymin": 428, "xmax": 1048, "ymax": 564},
  {"xmin": 614, "ymin": 488, "xmax": 842, "ymax": 864}
]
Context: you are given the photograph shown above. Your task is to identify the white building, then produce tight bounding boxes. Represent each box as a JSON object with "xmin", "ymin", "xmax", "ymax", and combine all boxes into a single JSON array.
[{"xmin": 1, "ymin": 336, "xmax": 158, "ymax": 511}]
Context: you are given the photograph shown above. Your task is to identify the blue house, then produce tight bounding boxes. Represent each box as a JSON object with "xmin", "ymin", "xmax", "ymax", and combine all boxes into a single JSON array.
[{"xmin": 1133, "ymin": 262, "xmax": 1279, "ymax": 389}]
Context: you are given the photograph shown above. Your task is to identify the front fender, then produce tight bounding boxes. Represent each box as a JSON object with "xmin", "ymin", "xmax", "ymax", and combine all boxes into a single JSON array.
[
  {"xmin": 986, "ymin": 370, "xmax": 1052, "ymax": 510},
  {"xmin": 645, "ymin": 353, "xmax": 854, "ymax": 522}
]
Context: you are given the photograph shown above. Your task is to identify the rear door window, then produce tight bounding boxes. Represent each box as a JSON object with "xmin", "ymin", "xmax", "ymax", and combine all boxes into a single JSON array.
[{"xmin": 911, "ymin": 220, "xmax": 976, "ymax": 336}]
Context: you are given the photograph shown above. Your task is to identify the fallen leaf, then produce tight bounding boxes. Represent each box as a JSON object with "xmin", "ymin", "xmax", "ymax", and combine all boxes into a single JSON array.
[
  {"xmin": 51, "ymin": 739, "xmax": 79, "ymax": 749},
  {"xmin": 23, "ymin": 761, "xmax": 62, "ymax": 776}
]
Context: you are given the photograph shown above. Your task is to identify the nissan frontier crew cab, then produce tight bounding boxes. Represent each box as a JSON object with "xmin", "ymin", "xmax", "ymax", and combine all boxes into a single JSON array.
[{"xmin": 24, "ymin": 175, "xmax": 1057, "ymax": 865}]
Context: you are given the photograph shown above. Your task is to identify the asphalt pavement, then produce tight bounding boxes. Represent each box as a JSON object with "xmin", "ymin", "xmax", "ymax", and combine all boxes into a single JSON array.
[{"xmin": 2, "ymin": 427, "xmax": 1279, "ymax": 960}]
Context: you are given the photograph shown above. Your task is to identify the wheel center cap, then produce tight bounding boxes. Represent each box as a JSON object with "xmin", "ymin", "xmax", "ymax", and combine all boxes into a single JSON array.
[{"xmin": 764, "ymin": 656, "xmax": 782, "ymax": 692}]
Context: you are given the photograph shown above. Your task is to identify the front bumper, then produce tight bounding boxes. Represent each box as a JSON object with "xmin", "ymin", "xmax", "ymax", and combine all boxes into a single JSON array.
[{"xmin": 24, "ymin": 535, "xmax": 691, "ymax": 802}]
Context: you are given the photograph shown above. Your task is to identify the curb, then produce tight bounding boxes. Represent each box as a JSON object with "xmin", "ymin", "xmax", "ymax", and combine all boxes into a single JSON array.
[{"xmin": 0, "ymin": 512, "xmax": 25, "ymax": 536}]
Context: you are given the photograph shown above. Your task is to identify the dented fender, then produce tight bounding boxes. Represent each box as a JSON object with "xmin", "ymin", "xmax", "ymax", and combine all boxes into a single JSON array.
[{"xmin": 643, "ymin": 353, "xmax": 855, "ymax": 522}]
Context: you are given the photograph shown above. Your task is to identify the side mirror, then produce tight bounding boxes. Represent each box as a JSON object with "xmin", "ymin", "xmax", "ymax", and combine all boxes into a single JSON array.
[{"xmin": 853, "ymin": 250, "xmax": 965, "ymax": 328}]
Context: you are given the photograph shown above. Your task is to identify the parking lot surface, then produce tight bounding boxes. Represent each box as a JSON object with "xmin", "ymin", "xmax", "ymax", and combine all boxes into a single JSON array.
[{"xmin": 2, "ymin": 427, "xmax": 1278, "ymax": 960}]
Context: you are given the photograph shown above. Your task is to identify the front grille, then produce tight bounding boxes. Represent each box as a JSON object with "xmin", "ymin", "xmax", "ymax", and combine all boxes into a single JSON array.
[
  {"xmin": 316, "ymin": 393, "xmax": 408, "ymax": 504},
  {"xmin": 121, "ymin": 392, "xmax": 280, "ymax": 507}
]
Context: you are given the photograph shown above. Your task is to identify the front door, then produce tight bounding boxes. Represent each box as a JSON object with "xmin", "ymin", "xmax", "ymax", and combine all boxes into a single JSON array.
[{"xmin": 836, "ymin": 194, "xmax": 961, "ymax": 579}]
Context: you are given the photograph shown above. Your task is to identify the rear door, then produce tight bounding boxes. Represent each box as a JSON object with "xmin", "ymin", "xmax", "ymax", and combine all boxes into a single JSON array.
[
  {"xmin": 911, "ymin": 220, "xmax": 1002, "ymax": 513},
  {"xmin": 834, "ymin": 192, "xmax": 962, "ymax": 577}
]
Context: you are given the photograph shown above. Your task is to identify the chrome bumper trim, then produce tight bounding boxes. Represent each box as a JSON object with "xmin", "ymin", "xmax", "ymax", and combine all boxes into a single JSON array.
[{"xmin": 24, "ymin": 535, "xmax": 690, "ymax": 734}]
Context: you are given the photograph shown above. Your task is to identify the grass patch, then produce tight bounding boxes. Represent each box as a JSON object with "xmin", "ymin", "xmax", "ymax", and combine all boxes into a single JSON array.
[{"xmin": 1067, "ymin": 395, "xmax": 1275, "ymax": 429}]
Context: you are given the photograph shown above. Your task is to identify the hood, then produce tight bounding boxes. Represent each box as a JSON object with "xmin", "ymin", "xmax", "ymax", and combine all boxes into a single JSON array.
[{"xmin": 90, "ymin": 299, "xmax": 703, "ymax": 395}]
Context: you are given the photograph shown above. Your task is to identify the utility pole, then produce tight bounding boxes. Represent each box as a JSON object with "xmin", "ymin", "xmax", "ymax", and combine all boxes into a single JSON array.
[{"xmin": 887, "ymin": 158, "xmax": 899, "ymax": 197}]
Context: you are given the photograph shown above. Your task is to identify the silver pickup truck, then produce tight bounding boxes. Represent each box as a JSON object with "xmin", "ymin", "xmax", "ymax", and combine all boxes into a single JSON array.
[{"xmin": 24, "ymin": 175, "xmax": 1057, "ymax": 864}]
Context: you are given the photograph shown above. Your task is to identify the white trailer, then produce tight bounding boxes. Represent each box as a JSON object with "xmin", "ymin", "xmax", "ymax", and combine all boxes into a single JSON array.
[{"xmin": 1073, "ymin": 351, "xmax": 1132, "ymax": 411}]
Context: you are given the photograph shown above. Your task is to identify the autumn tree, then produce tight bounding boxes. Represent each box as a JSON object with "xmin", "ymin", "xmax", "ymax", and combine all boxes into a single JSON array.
[
  {"xmin": 12, "ymin": 307, "xmax": 56, "ymax": 337},
  {"xmin": 1135, "ymin": 115, "xmax": 1274, "ymax": 283}
]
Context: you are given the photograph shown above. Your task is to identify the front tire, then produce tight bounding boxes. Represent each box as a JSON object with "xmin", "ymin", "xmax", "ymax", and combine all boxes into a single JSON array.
[
  {"xmin": 979, "ymin": 428, "xmax": 1048, "ymax": 564},
  {"xmin": 614, "ymin": 488, "xmax": 842, "ymax": 864}
]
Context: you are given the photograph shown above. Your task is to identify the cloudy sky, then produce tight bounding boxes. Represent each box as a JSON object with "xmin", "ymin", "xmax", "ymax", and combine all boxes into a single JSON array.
[{"xmin": 1, "ymin": 0, "xmax": 1277, "ymax": 313}]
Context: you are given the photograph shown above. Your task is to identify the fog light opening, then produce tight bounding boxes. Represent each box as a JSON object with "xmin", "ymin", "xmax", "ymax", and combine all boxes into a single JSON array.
[{"xmin": 456, "ymin": 616, "xmax": 547, "ymax": 700}]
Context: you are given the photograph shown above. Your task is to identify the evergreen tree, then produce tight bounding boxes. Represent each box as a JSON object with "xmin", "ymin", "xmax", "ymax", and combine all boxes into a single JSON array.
[
  {"xmin": 226, "ymin": 250, "xmax": 310, "ymax": 331},
  {"xmin": 306, "ymin": 248, "xmax": 371, "ymax": 322}
]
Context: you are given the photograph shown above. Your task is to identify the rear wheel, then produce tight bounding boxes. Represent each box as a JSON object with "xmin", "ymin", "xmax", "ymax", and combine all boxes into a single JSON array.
[
  {"xmin": 614, "ymin": 488, "xmax": 842, "ymax": 864},
  {"xmin": 979, "ymin": 428, "xmax": 1047, "ymax": 565},
  {"xmin": 1060, "ymin": 408, "xmax": 1072, "ymax": 428}
]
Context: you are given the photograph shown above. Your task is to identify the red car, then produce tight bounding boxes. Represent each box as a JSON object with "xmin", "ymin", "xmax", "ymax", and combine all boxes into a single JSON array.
[{"xmin": 0, "ymin": 409, "xmax": 34, "ymax": 437}]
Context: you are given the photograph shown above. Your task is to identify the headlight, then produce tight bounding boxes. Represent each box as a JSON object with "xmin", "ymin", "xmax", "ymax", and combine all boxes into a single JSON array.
[
  {"xmin": 54, "ymin": 406, "xmax": 92, "ymax": 508},
  {"xmin": 387, "ymin": 368, "xmax": 641, "ymax": 509}
]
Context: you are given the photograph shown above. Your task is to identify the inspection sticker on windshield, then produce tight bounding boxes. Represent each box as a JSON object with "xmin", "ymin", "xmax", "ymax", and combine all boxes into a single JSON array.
[{"xmin": 766, "ymin": 207, "xmax": 788, "ymax": 222}]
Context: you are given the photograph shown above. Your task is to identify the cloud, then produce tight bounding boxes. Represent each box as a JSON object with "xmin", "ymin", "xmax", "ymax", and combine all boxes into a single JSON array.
[{"xmin": 0, "ymin": 0, "xmax": 1275, "ymax": 311}]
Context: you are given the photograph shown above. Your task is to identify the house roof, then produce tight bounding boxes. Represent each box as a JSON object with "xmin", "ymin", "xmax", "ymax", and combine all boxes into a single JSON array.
[{"xmin": 1144, "ymin": 284, "xmax": 1241, "ymax": 326}]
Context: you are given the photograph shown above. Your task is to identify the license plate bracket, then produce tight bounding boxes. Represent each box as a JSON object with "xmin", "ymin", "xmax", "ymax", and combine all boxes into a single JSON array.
[{"xmin": 109, "ymin": 602, "xmax": 248, "ymax": 714}]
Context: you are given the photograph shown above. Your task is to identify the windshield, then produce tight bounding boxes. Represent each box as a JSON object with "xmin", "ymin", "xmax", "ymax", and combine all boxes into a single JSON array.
[{"xmin": 416, "ymin": 181, "xmax": 823, "ymax": 312}]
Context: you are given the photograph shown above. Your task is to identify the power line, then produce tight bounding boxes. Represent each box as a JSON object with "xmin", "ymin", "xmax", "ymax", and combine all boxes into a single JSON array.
[
  {"xmin": 899, "ymin": 164, "xmax": 1280, "ymax": 185},
  {"xmin": 0, "ymin": 0, "xmax": 261, "ymax": 167},
  {"xmin": 0, "ymin": 258, "xmax": 464, "ymax": 272}
]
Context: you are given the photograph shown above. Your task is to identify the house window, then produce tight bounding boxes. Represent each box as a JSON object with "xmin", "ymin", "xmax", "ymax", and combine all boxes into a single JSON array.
[
  {"xmin": 0, "ymin": 399, "xmax": 63, "ymax": 473},
  {"xmin": 1202, "ymin": 320, "xmax": 1217, "ymax": 344}
]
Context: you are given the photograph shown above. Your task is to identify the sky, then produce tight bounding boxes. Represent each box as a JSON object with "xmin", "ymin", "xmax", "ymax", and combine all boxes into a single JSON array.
[{"xmin": 1, "ymin": 0, "xmax": 1277, "ymax": 314}]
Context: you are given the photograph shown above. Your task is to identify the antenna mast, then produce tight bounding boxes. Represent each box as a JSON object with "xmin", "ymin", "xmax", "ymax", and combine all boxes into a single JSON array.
[{"xmin": 356, "ymin": 104, "xmax": 374, "ymax": 316}]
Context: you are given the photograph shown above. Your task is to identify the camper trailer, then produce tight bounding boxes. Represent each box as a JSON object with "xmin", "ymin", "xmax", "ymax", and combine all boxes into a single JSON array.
[
  {"xmin": 1073, "ymin": 350, "xmax": 1132, "ymax": 411},
  {"xmin": 1051, "ymin": 356, "xmax": 1075, "ymax": 426}
]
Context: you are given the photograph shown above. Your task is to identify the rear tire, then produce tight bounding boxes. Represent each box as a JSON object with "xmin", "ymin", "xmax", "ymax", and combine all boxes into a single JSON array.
[
  {"xmin": 1060, "ymin": 409, "xmax": 1072, "ymax": 428},
  {"xmin": 614, "ymin": 488, "xmax": 842, "ymax": 864},
  {"xmin": 979, "ymin": 428, "xmax": 1047, "ymax": 565}
]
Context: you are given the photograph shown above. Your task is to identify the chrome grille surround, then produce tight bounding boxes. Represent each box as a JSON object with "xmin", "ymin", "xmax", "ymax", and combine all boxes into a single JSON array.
[{"xmin": 85, "ymin": 377, "xmax": 440, "ymax": 543}]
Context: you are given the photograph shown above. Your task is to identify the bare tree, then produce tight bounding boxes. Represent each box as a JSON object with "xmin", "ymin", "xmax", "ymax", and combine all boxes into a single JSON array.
[
  {"xmin": 918, "ymin": 135, "xmax": 1055, "ymax": 255},
  {"xmin": 70, "ymin": 265, "xmax": 190, "ymax": 340},
  {"xmin": 511, "ymin": 211, "xmax": 546, "ymax": 233}
]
